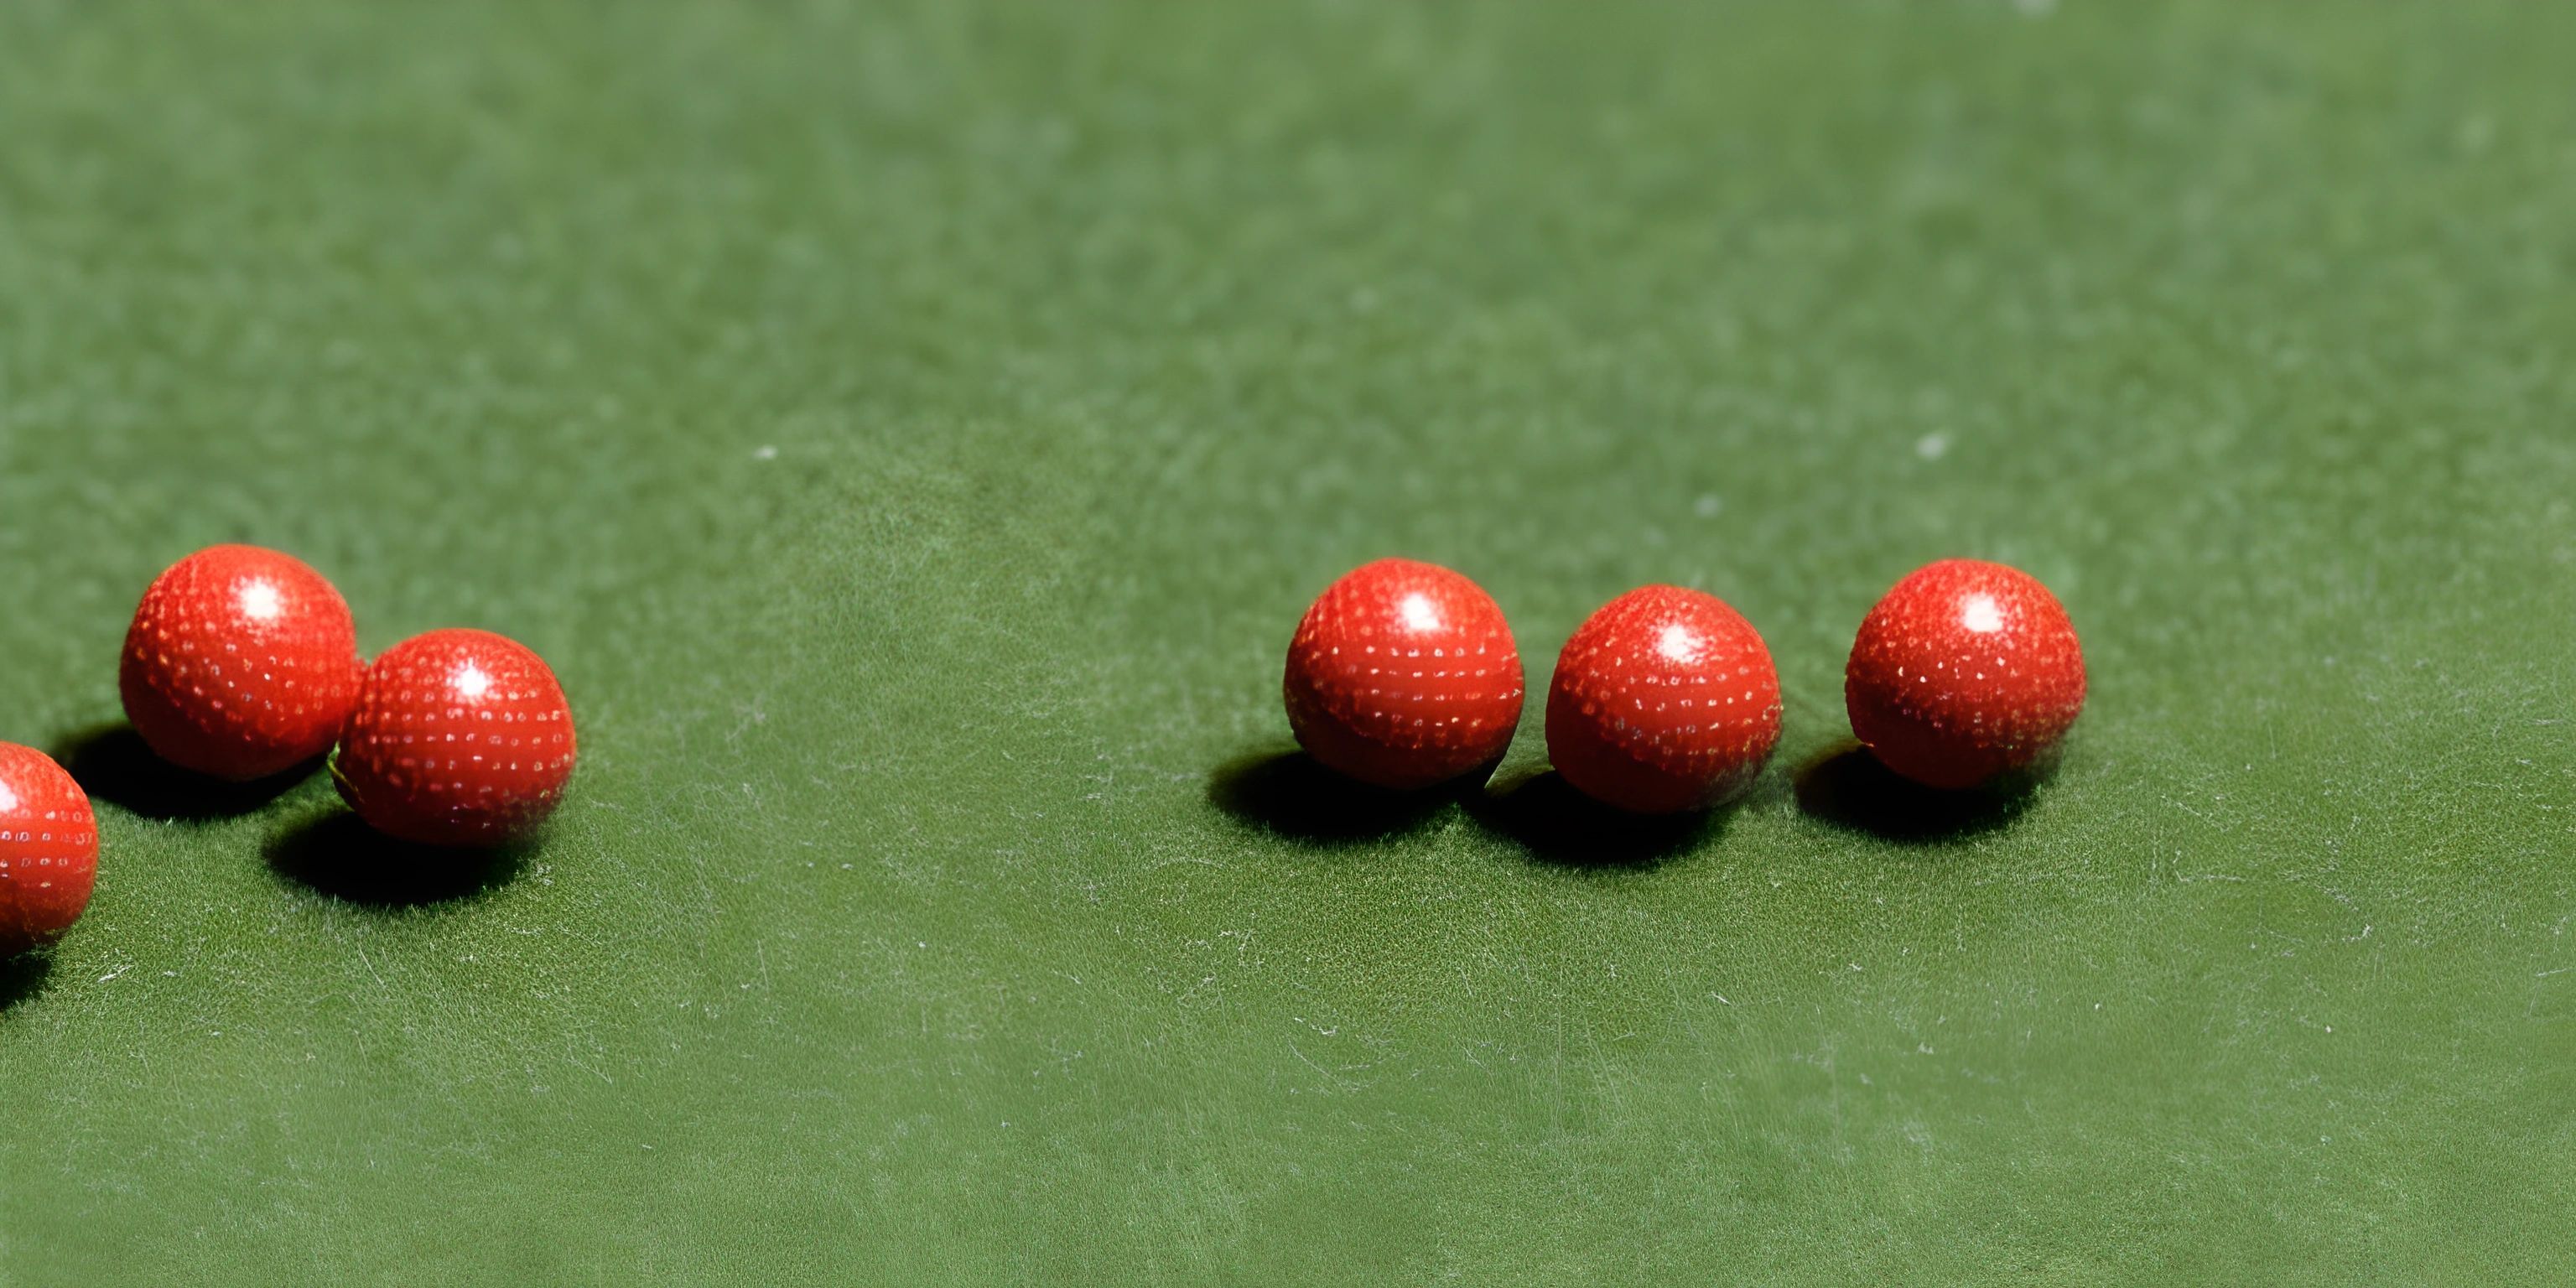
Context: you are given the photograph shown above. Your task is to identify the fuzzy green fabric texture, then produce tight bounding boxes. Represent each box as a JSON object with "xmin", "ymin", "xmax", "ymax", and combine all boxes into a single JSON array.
[{"xmin": 2, "ymin": 3, "xmax": 2570, "ymax": 1282}]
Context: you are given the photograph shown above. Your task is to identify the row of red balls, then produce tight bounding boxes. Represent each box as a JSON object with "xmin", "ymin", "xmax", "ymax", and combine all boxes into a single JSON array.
[
  {"xmin": 1282, "ymin": 557, "xmax": 2086, "ymax": 813},
  {"xmin": 0, "ymin": 544, "xmax": 578, "ymax": 958}
]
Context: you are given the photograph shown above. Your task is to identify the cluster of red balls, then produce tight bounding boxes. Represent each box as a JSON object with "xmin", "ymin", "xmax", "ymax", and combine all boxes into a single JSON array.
[
  {"xmin": 0, "ymin": 545, "xmax": 578, "ymax": 958},
  {"xmin": 1283, "ymin": 558, "xmax": 2085, "ymax": 812}
]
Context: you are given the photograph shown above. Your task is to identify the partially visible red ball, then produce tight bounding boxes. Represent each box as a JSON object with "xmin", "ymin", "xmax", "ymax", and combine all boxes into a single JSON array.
[
  {"xmin": 1283, "ymin": 558, "xmax": 1524, "ymax": 790},
  {"xmin": 1845, "ymin": 558, "xmax": 2085, "ymax": 790},
  {"xmin": 335, "ymin": 629, "xmax": 578, "ymax": 847},
  {"xmin": 121, "ymin": 544, "xmax": 366, "ymax": 781},
  {"xmin": 1545, "ymin": 585, "xmax": 1782, "ymax": 814},
  {"xmin": 0, "ymin": 743, "xmax": 99, "ymax": 958}
]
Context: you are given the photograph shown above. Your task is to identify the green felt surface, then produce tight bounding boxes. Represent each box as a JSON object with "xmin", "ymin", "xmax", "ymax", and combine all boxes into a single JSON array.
[{"xmin": 3, "ymin": 2, "xmax": 2573, "ymax": 1282}]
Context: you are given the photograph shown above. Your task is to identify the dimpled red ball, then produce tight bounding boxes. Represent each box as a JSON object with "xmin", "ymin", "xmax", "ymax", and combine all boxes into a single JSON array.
[
  {"xmin": 1546, "ymin": 585, "xmax": 1782, "ymax": 814},
  {"xmin": 1845, "ymin": 558, "xmax": 2085, "ymax": 790},
  {"xmin": 335, "ymin": 629, "xmax": 578, "ymax": 847},
  {"xmin": 121, "ymin": 544, "xmax": 366, "ymax": 781},
  {"xmin": 0, "ymin": 743, "xmax": 99, "ymax": 958},
  {"xmin": 1283, "ymin": 558, "xmax": 1524, "ymax": 790}
]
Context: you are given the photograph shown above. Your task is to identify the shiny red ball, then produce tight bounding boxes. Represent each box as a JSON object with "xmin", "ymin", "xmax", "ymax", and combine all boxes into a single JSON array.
[
  {"xmin": 1283, "ymin": 558, "xmax": 1524, "ymax": 790},
  {"xmin": 335, "ymin": 629, "xmax": 578, "ymax": 847},
  {"xmin": 1545, "ymin": 585, "xmax": 1781, "ymax": 814},
  {"xmin": 1845, "ymin": 558, "xmax": 2085, "ymax": 790},
  {"xmin": 120, "ymin": 544, "xmax": 366, "ymax": 781},
  {"xmin": 0, "ymin": 743, "xmax": 99, "ymax": 958}
]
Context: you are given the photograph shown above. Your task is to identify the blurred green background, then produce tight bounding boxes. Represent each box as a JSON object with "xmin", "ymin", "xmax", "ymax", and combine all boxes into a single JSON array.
[{"xmin": 3, "ymin": 2, "xmax": 2571, "ymax": 1282}]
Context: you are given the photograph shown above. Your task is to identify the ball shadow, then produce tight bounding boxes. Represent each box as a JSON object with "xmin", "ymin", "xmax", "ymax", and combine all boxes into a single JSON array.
[
  {"xmin": 1466, "ymin": 770, "xmax": 1722, "ymax": 872},
  {"xmin": 265, "ymin": 812, "xmax": 528, "ymax": 909},
  {"xmin": 1206, "ymin": 749, "xmax": 1474, "ymax": 847},
  {"xmin": 1792, "ymin": 745, "xmax": 2035, "ymax": 845},
  {"xmin": 0, "ymin": 953, "xmax": 52, "ymax": 1014},
  {"xmin": 54, "ymin": 724, "xmax": 318, "ymax": 822}
]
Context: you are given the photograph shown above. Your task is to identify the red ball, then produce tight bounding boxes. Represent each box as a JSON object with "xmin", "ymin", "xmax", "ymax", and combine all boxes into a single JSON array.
[
  {"xmin": 1845, "ymin": 558, "xmax": 2085, "ymax": 790},
  {"xmin": 335, "ymin": 629, "xmax": 578, "ymax": 847},
  {"xmin": 121, "ymin": 544, "xmax": 366, "ymax": 781},
  {"xmin": 1283, "ymin": 558, "xmax": 1524, "ymax": 790},
  {"xmin": 1545, "ymin": 585, "xmax": 1782, "ymax": 813},
  {"xmin": 0, "ymin": 743, "xmax": 99, "ymax": 958}
]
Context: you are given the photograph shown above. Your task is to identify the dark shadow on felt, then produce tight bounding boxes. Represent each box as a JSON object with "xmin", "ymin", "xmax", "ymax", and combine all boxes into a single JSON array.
[
  {"xmin": 54, "ymin": 724, "xmax": 316, "ymax": 822},
  {"xmin": 1207, "ymin": 749, "xmax": 1474, "ymax": 846},
  {"xmin": 265, "ymin": 812, "xmax": 528, "ymax": 909},
  {"xmin": 1467, "ymin": 770, "xmax": 1721, "ymax": 871},
  {"xmin": 1793, "ymin": 745, "xmax": 2035, "ymax": 844},
  {"xmin": 0, "ymin": 953, "xmax": 53, "ymax": 1014}
]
